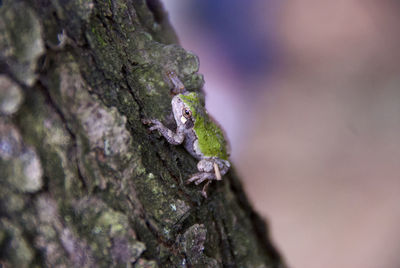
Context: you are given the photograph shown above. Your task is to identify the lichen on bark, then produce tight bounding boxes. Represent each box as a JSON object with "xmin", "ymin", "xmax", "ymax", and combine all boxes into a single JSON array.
[{"xmin": 0, "ymin": 0, "xmax": 286, "ymax": 267}]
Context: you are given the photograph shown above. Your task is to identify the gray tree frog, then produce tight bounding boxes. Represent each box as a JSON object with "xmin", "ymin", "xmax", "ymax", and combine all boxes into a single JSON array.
[{"xmin": 144, "ymin": 71, "xmax": 230, "ymax": 198}]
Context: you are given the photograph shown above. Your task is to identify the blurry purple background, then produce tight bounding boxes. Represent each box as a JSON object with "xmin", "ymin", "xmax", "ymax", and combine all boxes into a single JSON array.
[
  {"xmin": 163, "ymin": 1, "xmax": 400, "ymax": 268},
  {"xmin": 163, "ymin": 0, "xmax": 280, "ymax": 157}
]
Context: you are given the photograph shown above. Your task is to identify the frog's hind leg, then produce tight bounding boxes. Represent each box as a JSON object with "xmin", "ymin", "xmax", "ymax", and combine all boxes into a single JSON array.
[
  {"xmin": 187, "ymin": 158, "xmax": 230, "ymax": 198},
  {"xmin": 187, "ymin": 172, "xmax": 216, "ymax": 185},
  {"xmin": 186, "ymin": 172, "xmax": 216, "ymax": 198}
]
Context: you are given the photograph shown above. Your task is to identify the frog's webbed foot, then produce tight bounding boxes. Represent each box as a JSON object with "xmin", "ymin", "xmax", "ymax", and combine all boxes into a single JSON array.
[{"xmin": 186, "ymin": 172, "xmax": 216, "ymax": 198}]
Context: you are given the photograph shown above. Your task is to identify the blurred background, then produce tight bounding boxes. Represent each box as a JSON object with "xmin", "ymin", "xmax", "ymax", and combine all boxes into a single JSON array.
[{"xmin": 162, "ymin": 1, "xmax": 400, "ymax": 268}]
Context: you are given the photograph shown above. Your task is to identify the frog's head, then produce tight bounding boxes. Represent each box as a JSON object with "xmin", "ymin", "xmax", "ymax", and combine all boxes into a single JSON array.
[{"xmin": 171, "ymin": 92, "xmax": 205, "ymax": 127}]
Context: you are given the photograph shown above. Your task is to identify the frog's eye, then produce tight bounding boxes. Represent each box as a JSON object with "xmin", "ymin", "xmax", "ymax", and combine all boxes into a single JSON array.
[{"xmin": 182, "ymin": 107, "xmax": 192, "ymax": 119}]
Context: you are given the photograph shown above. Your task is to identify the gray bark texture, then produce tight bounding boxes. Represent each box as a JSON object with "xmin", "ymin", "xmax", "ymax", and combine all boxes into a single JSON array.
[{"xmin": 0, "ymin": 0, "xmax": 286, "ymax": 267}]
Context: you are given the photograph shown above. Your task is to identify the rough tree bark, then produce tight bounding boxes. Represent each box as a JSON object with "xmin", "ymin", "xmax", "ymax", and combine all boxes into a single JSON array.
[{"xmin": 0, "ymin": 0, "xmax": 286, "ymax": 267}]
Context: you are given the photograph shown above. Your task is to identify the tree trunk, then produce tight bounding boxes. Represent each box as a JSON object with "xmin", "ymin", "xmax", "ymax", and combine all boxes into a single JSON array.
[{"xmin": 0, "ymin": 0, "xmax": 285, "ymax": 267}]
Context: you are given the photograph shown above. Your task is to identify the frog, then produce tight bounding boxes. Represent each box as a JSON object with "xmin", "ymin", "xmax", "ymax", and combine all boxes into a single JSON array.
[{"xmin": 143, "ymin": 71, "xmax": 230, "ymax": 198}]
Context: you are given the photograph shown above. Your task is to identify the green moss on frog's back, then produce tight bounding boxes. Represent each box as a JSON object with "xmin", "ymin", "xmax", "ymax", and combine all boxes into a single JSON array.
[{"xmin": 179, "ymin": 92, "xmax": 228, "ymax": 160}]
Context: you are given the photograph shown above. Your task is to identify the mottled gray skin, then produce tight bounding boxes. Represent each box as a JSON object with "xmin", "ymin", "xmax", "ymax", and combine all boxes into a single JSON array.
[{"xmin": 145, "ymin": 72, "xmax": 230, "ymax": 198}]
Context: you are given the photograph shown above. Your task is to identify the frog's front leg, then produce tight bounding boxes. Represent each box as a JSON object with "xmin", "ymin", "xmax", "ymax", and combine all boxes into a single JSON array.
[
  {"xmin": 143, "ymin": 119, "xmax": 185, "ymax": 145},
  {"xmin": 187, "ymin": 158, "xmax": 230, "ymax": 198}
]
